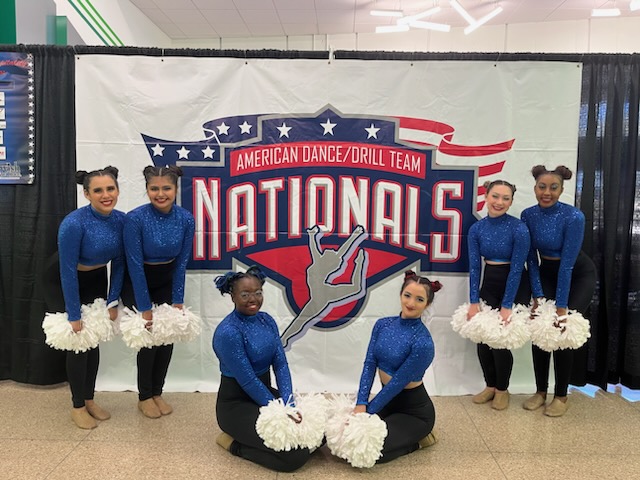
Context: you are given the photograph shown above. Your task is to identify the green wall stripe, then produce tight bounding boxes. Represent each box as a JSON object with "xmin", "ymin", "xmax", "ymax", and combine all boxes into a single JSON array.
[
  {"xmin": 71, "ymin": 0, "xmax": 117, "ymax": 46},
  {"xmin": 67, "ymin": 0, "xmax": 109, "ymax": 45},
  {"xmin": 83, "ymin": 0, "xmax": 124, "ymax": 46},
  {"xmin": 55, "ymin": 16, "xmax": 68, "ymax": 45},
  {"xmin": 0, "ymin": 0, "xmax": 17, "ymax": 44}
]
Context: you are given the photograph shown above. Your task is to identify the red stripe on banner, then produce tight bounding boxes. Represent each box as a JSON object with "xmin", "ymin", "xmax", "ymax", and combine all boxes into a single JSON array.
[
  {"xmin": 439, "ymin": 139, "xmax": 515, "ymax": 157},
  {"xmin": 396, "ymin": 116, "xmax": 455, "ymax": 135},
  {"xmin": 477, "ymin": 200, "xmax": 485, "ymax": 211},
  {"xmin": 478, "ymin": 160, "xmax": 506, "ymax": 176}
]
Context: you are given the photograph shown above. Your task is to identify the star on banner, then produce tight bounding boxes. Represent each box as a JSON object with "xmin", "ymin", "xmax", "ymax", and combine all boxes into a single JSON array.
[
  {"xmin": 202, "ymin": 146, "xmax": 215, "ymax": 159},
  {"xmin": 277, "ymin": 122, "xmax": 292, "ymax": 138},
  {"xmin": 239, "ymin": 121, "xmax": 253, "ymax": 134},
  {"xmin": 217, "ymin": 122, "xmax": 230, "ymax": 135},
  {"xmin": 321, "ymin": 119, "xmax": 336, "ymax": 136},
  {"xmin": 365, "ymin": 123, "xmax": 380, "ymax": 139},
  {"xmin": 177, "ymin": 146, "xmax": 191, "ymax": 159},
  {"xmin": 152, "ymin": 144, "xmax": 165, "ymax": 156}
]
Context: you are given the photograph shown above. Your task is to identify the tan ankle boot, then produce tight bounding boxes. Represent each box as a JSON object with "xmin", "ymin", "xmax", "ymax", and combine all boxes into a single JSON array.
[
  {"xmin": 544, "ymin": 398, "xmax": 568, "ymax": 417},
  {"xmin": 523, "ymin": 393, "xmax": 547, "ymax": 411},
  {"xmin": 85, "ymin": 400, "xmax": 111, "ymax": 420},
  {"xmin": 138, "ymin": 398, "xmax": 161, "ymax": 418},
  {"xmin": 71, "ymin": 407, "xmax": 97, "ymax": 429},
  {"xmin": 153, "ymin": 396, "xmax": 173, "ymax": 415},
  {"xmin": 491, "ymin": 390, "xmax": 510, "ymax": 410},
  {"xmin": 418, "ymin": 431, "xmax": 438, "ymax": 449},
  {"xmin": 472, "ymin": 387, "xmax": 495, "ymax": 404},
  {"xmin": 216, "ymin": 432, "xmax": 235, "ymax": 451}
]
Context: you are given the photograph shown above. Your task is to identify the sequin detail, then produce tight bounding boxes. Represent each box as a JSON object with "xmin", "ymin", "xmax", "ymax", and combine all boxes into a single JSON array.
[
  {"xmin": 58, "ymin": 205, "xmax": 125, "ymax": 321},
  {"xmin": 357, "ymin": 316, "xmax": 434, "ymax": 414},
  {"xmin": 213, "ymin": 310, "xmax": 293, "ymax": 406},
  {"xmin": 123, "ymin": 203, "xmax": 195, "ymax": 311},
  {"xmin": 468, "ymin": 213, "xmax": 530, "ymax": 308},
  {"xmin": 521, "ymin": 202, "xmax": 585, "ymax": 308}
]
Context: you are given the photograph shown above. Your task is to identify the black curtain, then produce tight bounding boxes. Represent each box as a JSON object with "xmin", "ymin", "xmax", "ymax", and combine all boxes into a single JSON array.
[
  {"xmin": 1, "ymin": 46, "xmax": 638, "ymax": 391},
  {"xmin": 0, "ymin": 45, "xmax": 76, "ymax": 384}
]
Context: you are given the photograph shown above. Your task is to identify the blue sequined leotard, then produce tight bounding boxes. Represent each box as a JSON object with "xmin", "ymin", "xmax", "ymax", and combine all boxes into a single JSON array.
[
  {"xmin": 58, "ymin": 205, "xmax": 126, "ymax": 321},
  {"xmin": 521, "ymin": 202, "xmax": 585, "ymax": 308},
  {"xmin": 213, "ymin": 310, "xmax": 293, "ymax": 406},
  {"xmin": 123, "ymin": 203, "xmax": 195, "ymax": 312},
  {"xmin": 467, "ymin": 213, "xmax": 530, "ymax": 308},
  {"xmin": 356, "ymin": 316, "xmax": 434, "ymax": 414}
]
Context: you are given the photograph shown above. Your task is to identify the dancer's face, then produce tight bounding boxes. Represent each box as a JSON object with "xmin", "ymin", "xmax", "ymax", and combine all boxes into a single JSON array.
[
  {"xmin": 485, "ymin": 184, "xmax": 513, "ymax": 218},
  {"xmin": 400, "ymin": 281, "xmax": 429, "ymax": 319},
  {"xmin": 232, "ymin": 277, "xmax": 264, "ymax": 316},
  {"xmin": 84, "ymin": 175, "xmax": 119, "ymax": 216},
  {"xmin": 534, "ymin": 173, "xmax": 563, "ymax": 208},
  {"xmin": 147, "ymin": 176, "xmax": 176, "ymax": 213}
]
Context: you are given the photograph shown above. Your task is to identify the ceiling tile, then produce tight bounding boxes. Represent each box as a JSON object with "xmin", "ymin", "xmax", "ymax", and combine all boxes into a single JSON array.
[
  {"xmin": 161, "ymin": 9, "xmax": 208, "ymax": 23},
  {"xmin": 277, "ymin": 10, "xmax": 317, "ymax": 23},
  {"xmin": 200, "ymin": 10, "xmax": 244, "ymax": 24},
  {"xmin": 240, "ymin": 9, "xmax": 281, "ymax": 23},
  {"xmin": 274, "ymin": 0, "xmax": 315, "ymax": 9},
  {"xmin": 152, "ymin": 0, "xmax": 197, "ymax": 9}
]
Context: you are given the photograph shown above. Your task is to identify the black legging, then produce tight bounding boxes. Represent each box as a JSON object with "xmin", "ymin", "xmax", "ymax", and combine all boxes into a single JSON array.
[
  {"xmin": 44, "ymin": 256, "xmax": 108, "ymax": 409},
  {"xmin": 121, "ymin": 261, "xmax": 175, "ymax": 401},
  {"xmin": 477, "ymin": 263, "xmax": 531, "ymax": 391},
  {"xmin": 532, "ymin": 251, "xmax": 596, "ymax": 397},
  {"xmin": 216, "ymin": 372, "xmax": 311, "ymax": 472},
  {"xmin": 376, "ymin": 383, "xmax": 435, "ymax": 464}
]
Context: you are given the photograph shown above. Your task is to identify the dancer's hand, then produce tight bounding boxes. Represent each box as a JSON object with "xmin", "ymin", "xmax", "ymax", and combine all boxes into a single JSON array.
[
  {"xmin": 499, "ymin": 307, "xmax": 512, "ymax": 324},
  {"xmin": 352, "ymin": 404, "xmax": 367, "ymax": 415},
  {"xmin": 142, "ymin": 310, "xmax": 153, "ymax": 329},
  {"xmin": 70, "ymin": 319, "xmax": 83, "ymax": 333},
  {"xmin": 556, "ymin": 307, "xmax": 567, "ymax": 317},
  {"xmin": 467, "ymin": 303, "xmax": 480, "ymax": 320},
  {"xmin": 288, "ymin": 412, "xmax": 302, "ymax": 423},
  {"xmin": 108, "ymin": 307, "xmax": 118, "ymax": 321},
  {"xmin": 530, "ymin": 298, "xmax": 542, "ymax": 319},
  {"xmin": 173, "ymin": 303, "xmax": 184, "ymax": 310}
]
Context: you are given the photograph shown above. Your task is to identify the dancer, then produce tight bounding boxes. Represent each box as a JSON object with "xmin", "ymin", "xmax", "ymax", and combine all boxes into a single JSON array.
[
  {"xmin": 122, "ymin": 165, "xmax": 195, "ymax": 418},
  {"xmin": 213, "ymin": 267, "xmax": 312, "ymax": 472},
  {"xmin": 352, "ymin": 270, "xmax": 441, "ymax": 464},
  {"xmin": 467, "ymin": 180, "xmax": 530, "ymax": 410},
  {"xmin": 53, "ymin": 166, "xmax": 125, "ymax": 429},
  {"xmin": 280, "ymin": 224, "xmax": 368, "ymax": 350},
  {"xmin": 521, "ymin": 165, "xmax": 596, "ymax": 416}
]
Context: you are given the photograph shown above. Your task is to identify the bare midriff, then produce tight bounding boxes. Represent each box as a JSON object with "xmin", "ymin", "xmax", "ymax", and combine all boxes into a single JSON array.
[{"xmin": 379, "ymin": 370, "xmax": 422, "ymax": 390}]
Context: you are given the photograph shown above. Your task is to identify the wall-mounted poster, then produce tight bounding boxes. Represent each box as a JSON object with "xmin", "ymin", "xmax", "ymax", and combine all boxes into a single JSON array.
[{"xmin": 0, "ymin": 52, "xmax": 35, "ymax": 185}]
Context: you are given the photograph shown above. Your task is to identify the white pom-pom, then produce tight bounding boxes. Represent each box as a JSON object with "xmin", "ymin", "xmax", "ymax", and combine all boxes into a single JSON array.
[
  {"xmin": 527, "ymin": 299, "xmax": 591, "ymax": 352},
  {"xmin": 324, "ymin": 394, "xmax": 388, "ymax": 468},
  {"xmin": 556, "ymin": 310, "xmax": 591, "ymax": 350},
  {"xmin": 256, "ymin": 398, "xmax": 299, "ymax": 452},
  {"xmin": 483, "ymin": 304, "xmax": 531, "ymax": 350},
  {"xmin": 451, "ymin": 303, "xmax": 471, "ymax": 336},
  {"xmin": 340, "ymin": 413, "xmax": 388, "ymax": 468},
  {"xmin": 293, "ymin": 393, "xmax": 329, "ymax": 450},
  {"xmin": 42, "ymin": 299, "xmax": 113, "ymax": 353},
  {"xmin": 119, "ymin": 307, "xmax": 154, "ymax": 351}
]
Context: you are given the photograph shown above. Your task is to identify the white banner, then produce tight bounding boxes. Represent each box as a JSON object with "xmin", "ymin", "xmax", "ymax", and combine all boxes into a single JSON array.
[{"xmin": 75, "ymin": 56, "xmax": 581, "ymax": 396}]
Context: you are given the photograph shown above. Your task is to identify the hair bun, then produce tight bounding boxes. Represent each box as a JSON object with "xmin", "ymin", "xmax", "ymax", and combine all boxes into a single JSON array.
[
  {"xmin": 429, "ymin": 280, "xmax": 443, "ymax": 293},
  {"xmin": 75, "ymin": 170, "xmax": 88, "ymax": 185},
  {"xmin": 404, "ymin": 270, "xmax": 418, "ymax": 280}
]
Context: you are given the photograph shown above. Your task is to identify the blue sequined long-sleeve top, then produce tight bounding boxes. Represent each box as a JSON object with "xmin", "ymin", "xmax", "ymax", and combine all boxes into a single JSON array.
[
  {"xmin": 123, "ymin": 203, "xmax": 195, "ymax": 312},
  {"xmin": 58, "ymin": 205, "xmax": 126, "ymax": 321},
  {"xmin": 356, "ymin": 315, "xmax": 434, "ymax": 414},
  {"xmin": 213, "ymin": 310, "xmax": 293, "ymax": 407},
  {"xmin": 468, "ymin": 213, "xmax": 530, "ymax": 308},
  {"xmin": 520, "ymin": 202, "xmax": 585, "ymax": 308}
]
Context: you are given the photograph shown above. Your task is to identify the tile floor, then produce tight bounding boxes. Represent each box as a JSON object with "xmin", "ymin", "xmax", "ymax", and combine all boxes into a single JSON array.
[{"xmin": 2, "ymin": 380, "xmax": 639, "ymax": 479}]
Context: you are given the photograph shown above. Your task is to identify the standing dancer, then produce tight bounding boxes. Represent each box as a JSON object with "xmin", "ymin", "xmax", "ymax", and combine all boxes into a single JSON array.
[
  {"xmin": 467, "ymin": 180, "xmax": 530, "ymax": 410},
  {"xmin": 122, "ymin": 165, "xmax": 195, "ymax": 418},
  {"xmin": 54, "ymin": 166, "xmax": 125, "ymax": 429},
  {"xmin": 521, "ymin": 165, "xmax": 596, "ymax": 417}
]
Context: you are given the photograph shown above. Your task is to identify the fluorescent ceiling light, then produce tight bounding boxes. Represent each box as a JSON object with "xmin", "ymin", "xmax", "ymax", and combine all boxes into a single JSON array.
[
  {"xmin": 464, "ymin": 6, "xmax": 503, "ymax": 34},
  {"xmin": 410, "ymin": 20, "xmax": 451, "ymax": 32},
  {"xmin": 370, "ymin": 9, "xmax": 404, "ymax": 17},
  {"xmin": 398, "ymin": 7, "xmax": 441, "ymax": 24},
  {"xmin": 450, "ymin": 0, "xmax": 476, "ymax": 25},
  {"xmin": 375, "ymin": 24, "xmax": 410, "ymax": 33},
  {"xmin": 591, "ymin": 8, "xmax": 621, "ymax": 17},
  {"xmin": 631, "ymin": 0, "xmax": 640, "ymax": 11}
]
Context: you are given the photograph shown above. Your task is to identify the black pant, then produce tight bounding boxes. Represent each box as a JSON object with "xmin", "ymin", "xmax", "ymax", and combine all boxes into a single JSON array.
[
  {"xmin": 376, "ymin": 384, "xmax": 435, "ymax": 464},
  {"xmin": 122, "ymin": 261, "xmax": 176, "ymax": 401},
  {"xmin": 477, "ymin": 263, "xmax": 531, "ymax": 391},
  {"xmin": 531, "ymin": 251, "xmax": 596, "ymax": 397},
  {"xmin": 216, "ymin": 372, "xmax": 311, "ymax": 472},
  {"xmin": 44, "ymin": 258, "xmax": 108, "ymax": 409}
]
